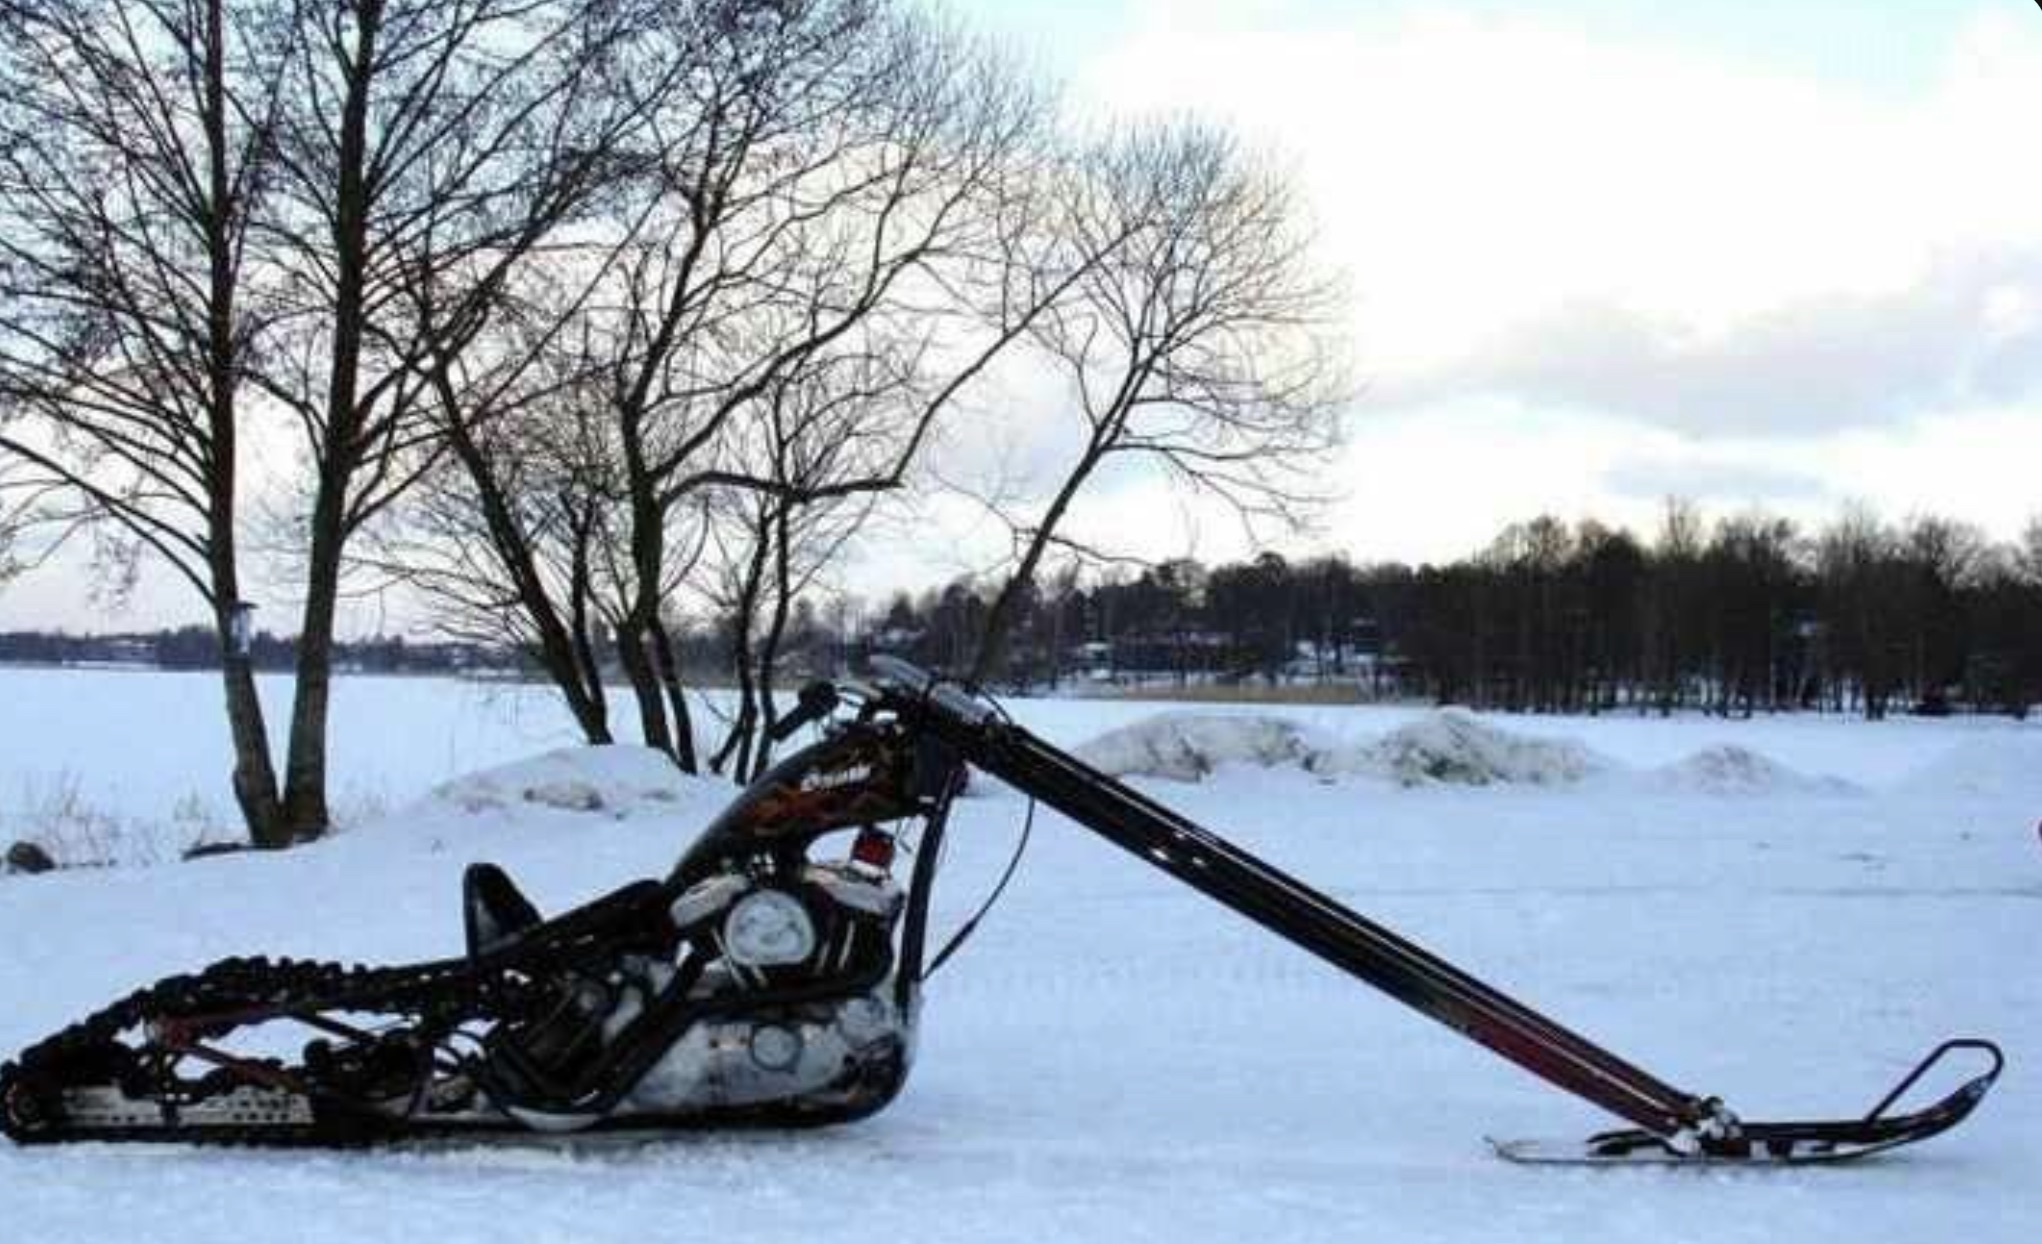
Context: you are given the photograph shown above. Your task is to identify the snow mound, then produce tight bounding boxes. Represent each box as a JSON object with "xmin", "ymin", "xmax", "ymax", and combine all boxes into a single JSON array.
[
  {"xmin": 1070, "ymin": 710, "xmax": 1905, "ymax": 795},
  {"xmin": 1321, "ymin": 710, "xmax": 1607, "ymax": 787},
  {"xmin": 1896, "ymin": 735, "xmax": 2042, "ymax": 798},
  {"xmin": 1647, "ymin": 745, "xmax": 1858, "ymax": 796},
  {"xmin": 1074, "ymin": 710, "xmax": 1603, "ymax": 788},
  {"xmin": 1074, "ymin": 713, "xmax": 1318, "ymax": 782},
  {"xmin": 426, "ymin": 746, "xmax": 702, "ymax": 820}
]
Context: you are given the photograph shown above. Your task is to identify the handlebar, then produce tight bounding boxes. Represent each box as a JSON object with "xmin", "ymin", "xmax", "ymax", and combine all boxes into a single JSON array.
[
  {"xmin": 867, "ymin": 656, "xmax": 997, "ymax": 726},
  {"xmin": 765, "ymin": 680, "xmax": 841, "ymax": 744}
]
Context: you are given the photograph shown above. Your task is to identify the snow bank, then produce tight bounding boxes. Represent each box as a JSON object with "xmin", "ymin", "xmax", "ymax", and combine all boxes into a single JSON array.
[
  {"xmin": 425, "ymin": 745, "xmax": 707, "ymax": 821},
  {"xmin": 1073, "ymin": 713, "xmax": 1318, "ymax": 782},
  {"xmin": 1321, "ymin": 710, "xmax": 1608, "ymax": 787},
  {"xmin": 1642, "ymin": 744, "xmax": 1859, "ymax": 796},
  {"xmin": 0, "ymin": 746, "xmax": 713, "ymax": 873},
  {"xmin": 1075, "ymin": 709, "xmax": 1606, "ymax": 788},
  {"xmin": 1072, "ymin": 709, "xmax": 1895, "ymax": 796},
  {"xmin": 1895, "ymin": 735, "xmax": 2042, "ymax": 799}
]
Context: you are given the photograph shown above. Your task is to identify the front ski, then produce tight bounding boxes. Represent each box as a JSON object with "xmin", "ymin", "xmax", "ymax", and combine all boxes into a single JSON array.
[
  {"xmin": 1488, "ymin": 1039, "xmax": 2003, "ymax": 1167},
  {"xmin": 1490, "ymin": 1130, "xmax": 1922, "ymax": 1168}
]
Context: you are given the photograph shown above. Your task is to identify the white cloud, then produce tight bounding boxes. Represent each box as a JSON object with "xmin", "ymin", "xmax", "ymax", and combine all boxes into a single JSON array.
[
  {"xmin": 1396, "ymin": 247, "xmax": 2042, "ymax": 433},
  {"xmin": 969, "ymin": 1, "xmax": 2042, "ymax": 572},
  {"xmin": 13, "ymin": 4, "xmax": 2042, "ymax": 629},
  {"xmin": 1602, "ymin": 456, "xmax": 1830, "ymax": 507},
  {"xmin": 1079, "ymin": 5, "xmax": 2042, "ymax": 409}
]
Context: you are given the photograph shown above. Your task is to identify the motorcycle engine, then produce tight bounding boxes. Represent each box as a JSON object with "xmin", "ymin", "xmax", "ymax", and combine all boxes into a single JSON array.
[{"xmin": 609, "ymin": 859, "xmax": 912, "ymax": 1115}]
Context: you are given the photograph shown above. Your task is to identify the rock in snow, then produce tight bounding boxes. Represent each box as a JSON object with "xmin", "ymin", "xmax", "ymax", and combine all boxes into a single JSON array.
[{"xmin": 4, "ymin": 840, "xmax": 55, "ymax": 875}]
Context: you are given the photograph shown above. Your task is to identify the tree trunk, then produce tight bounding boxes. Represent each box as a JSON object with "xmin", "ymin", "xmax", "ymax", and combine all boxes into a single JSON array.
[
  {"xmin": 711, "ymin": 511, "xmax": 772, "ymax": 777},
  {"xmin": 282, "ymin": 0, "xmax": 381, "ymax": 842},
  {"xmin": 973, "ymin": 447, "xmax": 1103, "ymax": 683},
  {"xmin": 647, "ymin": 617, "xmax": 695, "ymax": 771},
  {"xmin": 617, "ymin": 620, "xmax": 676, "ymax": 757},
  {"xmin": 525, "ymin": 643, "xmax": 610, "ymax": 747},
  {"xmin": 201, "ymin": 0, "xmax": 284, "ymax": 848},
  {"xmin": 566, "ymin": 511, "xmax": 611, "ymax": 744},
  {"xmin": 618, "ymin": 419, "xmax": 679, "ymax": 760},
  {"xmin": 218, "ymin": 625, "xmax": 285, "ymax": 848},
  {"xmin": 748, "ymin": 507, "xmax": 797, "ymax": 781},
  {"xmin": 440, "ymin": 403, "xmax": 611, "ymax": 745},
  {"xmin": 283, "ymin": 494, "xmax": 344, "ymax": 839}
]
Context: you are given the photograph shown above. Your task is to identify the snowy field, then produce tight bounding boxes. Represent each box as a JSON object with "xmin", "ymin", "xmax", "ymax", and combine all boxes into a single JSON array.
[{"xmin": 1, "ymin": 667, "xmax": 2038, "ymax": 1243}]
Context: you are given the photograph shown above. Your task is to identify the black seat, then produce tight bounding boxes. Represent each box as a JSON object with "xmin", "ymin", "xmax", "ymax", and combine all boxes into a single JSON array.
[{"xmin": 463, "ymin": 862, "xmax": 542, "ymax": 958}]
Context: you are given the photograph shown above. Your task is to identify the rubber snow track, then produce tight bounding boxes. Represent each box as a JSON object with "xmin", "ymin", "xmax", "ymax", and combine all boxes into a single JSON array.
[{"xmin": 1, "ymin": 685, "xmax": 2037, "ymax": 1244}]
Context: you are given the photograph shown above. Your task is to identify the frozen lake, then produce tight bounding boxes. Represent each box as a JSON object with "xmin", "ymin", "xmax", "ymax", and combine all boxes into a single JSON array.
[
  {"xmin": 0, "ymin": 665, "xmax": 2037, "ymax": 1244},
  {"xmin": 1, "ymin": 664, "xmax": 2034, "ymax": 851}
]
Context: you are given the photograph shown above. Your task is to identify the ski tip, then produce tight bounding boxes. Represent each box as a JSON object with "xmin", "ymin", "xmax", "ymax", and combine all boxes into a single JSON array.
[
  {"xmin": 1484, "ymin": 1135, "xmax": 1547, "ymax": 1164},
  {"xmin": 1486, "ymin": 1134, "xmax": 1691, "ymax": 1167}
]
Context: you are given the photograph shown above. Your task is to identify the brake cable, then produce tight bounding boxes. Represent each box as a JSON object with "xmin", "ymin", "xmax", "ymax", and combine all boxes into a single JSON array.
[
  {"xmin": 924, "ymin": 792, "xmax": 1034, "ymax": 979},
  {"xmin": 923, "ymin": 688, "xmax": 1035, "ymax": 979}
]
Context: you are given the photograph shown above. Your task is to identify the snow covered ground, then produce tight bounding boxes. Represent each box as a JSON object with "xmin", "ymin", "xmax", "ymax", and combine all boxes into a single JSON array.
[{"xmin": 1, "ymin": 667, "xmax": 2038, "ymax": 1243}]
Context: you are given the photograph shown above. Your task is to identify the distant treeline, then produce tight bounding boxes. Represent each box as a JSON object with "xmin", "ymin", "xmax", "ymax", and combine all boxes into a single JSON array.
[
  {"xmin": 8, "ymin": 506, "xmax": 2040, "ymax": 721},
  {"xmin": 869, "ymin": 505, "xmax": 2042, "ymax": 720},
  {"xmin": 0, "ymin": 628, "xmax": 506, "ymax": 675}
]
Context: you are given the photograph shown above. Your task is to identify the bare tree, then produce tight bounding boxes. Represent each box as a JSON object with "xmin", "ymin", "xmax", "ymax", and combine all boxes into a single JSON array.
[
  {"xmin": 697, "ymin": 351, "xmax": 897, "ymax": 780},
  {"xmin": 1703, "ymin": 512, "xmax": 1799, "ymax": 716},
  {"xmin": 0, "ymin": 448, "xmax": 33, "ymax": 583},
  {"xmin": 1895, "ymin": 513, "xmax": 1987, "ymax": 708},
  {"xmin": 370, "ymin": 326, "xmax": 629, "ymax": 743},
  {"xmin": 1, "ymin": 0, "xmax": 639, "ymax": 843},
  {"xmin": 0, "ymin": 0, "xmax": 291, "ymax": 842},
  {"xmin": 2020, "ymin": 515, "xmax": 2042, "ymax": 587},
  {"xmin": 253, "ymin": 0, "xmax": 639, "ymax": 836},
  {"xmin": 970, "ymin": 121, "xmax": 1347, "ymax": 683},
  {"xmin": 586, "ymin": 1, "xmax": 1069, "ymax": 768},
  {"xmin": 1814, "ymin": 506, "xmax": 1904, "ymax": 719},
  {"xmin": 1636, "ymin": 497, "xmax": 1705, "ymax": 714},
  {"xmin": 399, "ymin": 0, "xmax": 1086, "ymax": 769}
]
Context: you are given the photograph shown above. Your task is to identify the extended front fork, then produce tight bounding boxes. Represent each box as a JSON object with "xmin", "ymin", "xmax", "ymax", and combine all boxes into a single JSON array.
[{"xmin": 892, "ymin": 695, "xmax": 2002, "ymax": 1159}]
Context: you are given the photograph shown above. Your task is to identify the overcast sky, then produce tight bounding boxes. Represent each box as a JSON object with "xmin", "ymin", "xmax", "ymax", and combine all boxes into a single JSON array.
[
  {"xmin": 5, "ymin": 0, "xmax": 2039, "ymax": 634},
  {"xmin": 925, "ymin": 0, "xmax": 2042, "ymax": 568}
]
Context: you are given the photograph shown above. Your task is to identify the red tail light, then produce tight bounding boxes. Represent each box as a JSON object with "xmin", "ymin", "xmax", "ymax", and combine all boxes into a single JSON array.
[{"xmin": 851, "ymin": 829, "xmax": 895, "ymax": 872}]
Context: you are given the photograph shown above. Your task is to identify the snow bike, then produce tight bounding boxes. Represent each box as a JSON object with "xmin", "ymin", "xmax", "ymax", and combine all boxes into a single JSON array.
[{"xmin": 0, "ymin": 658, "xmax": 2003, "ymax": 1165}]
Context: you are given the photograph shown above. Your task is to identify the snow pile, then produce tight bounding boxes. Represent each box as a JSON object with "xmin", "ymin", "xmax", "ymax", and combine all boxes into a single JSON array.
[
  {"xmin": 1321, "ymin": 710, "xmax": 1607, "ymax": 787},
  {"xmin": 1075, "ymin": 709, "xmax": 1605, "ymax": 788},
  {"xmin": 1074, "ymin": 709, "xmax": 1922, "ymax": 796},
  {"xmin": 426, "ymin": 745, "xmax": 703, "ymax": 821},
  {"xmin": 1646, "ymin": 744, "xmax": 1859, "ymax": 796},
  {"xmin": 1074, "ymin": 713, "xmax": 1318, "ymax": 782},
  {"xmin": 1896, "ymin": 735, "xmax": 2042, "ymax": 798}
]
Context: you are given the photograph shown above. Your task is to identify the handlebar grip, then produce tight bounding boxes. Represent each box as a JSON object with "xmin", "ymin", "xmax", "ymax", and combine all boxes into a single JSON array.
[{"xmin": 767, "ymin": 681, "xmax": 840, "ymax": 744}]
